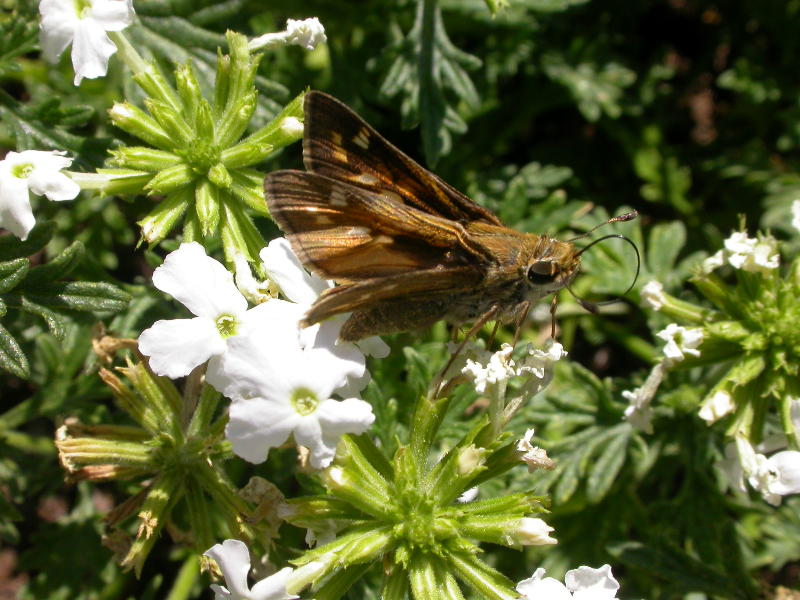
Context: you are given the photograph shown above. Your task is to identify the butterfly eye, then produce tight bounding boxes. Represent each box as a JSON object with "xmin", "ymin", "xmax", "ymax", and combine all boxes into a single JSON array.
[{"xmin": 527, "ymin": 261, "xmax": 559, "ymax": 285}]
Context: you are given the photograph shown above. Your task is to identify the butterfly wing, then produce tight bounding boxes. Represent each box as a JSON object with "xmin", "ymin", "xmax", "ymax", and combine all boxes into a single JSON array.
[
  {"xmin": 265, "ymin": 169, "xmax": 486, "ymax": 281},
  {"xmin": 302, "ymin": 91, "xmax": 502, "ymax": 226}
]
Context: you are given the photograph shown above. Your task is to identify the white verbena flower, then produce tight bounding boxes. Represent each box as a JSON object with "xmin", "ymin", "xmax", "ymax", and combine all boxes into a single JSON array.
[
  {"xmin": 260, "ymin": 238, "xmax": 389, "ymax": 394},
  {"xmin": 517, "ymin": 429, "xmax": 555, "ymax": 472},
  {"xmin": 640, "ymin": 280, "xmax": 665, "ymax": 310},
  {"xmin": 517, "ymin": 341, "xmax": 567, "ymax": 379},
  {"xmin": 700, "ymin": 249, "xmax": 725, "ymax": 275},
  {"xmin": 792, "ymin": 199, "xmax": 800, "ymax": 234},
  {"xmin": 656, "ymin": 323, "xmax": 703, "ymax": 366},
  {"xmin": 698, "ymin": 390, "xmax": 735, "ymax": 424},
  {"xmin": 721, "ymin": 438, "xmax": 800, "ymax": 506},
  {"xmin": 39, "ymin": 0, "xmax": 134, "ymax": 85},
  {"xmin": 0, "ymin": 150, "xmax": 80, "ymax": 240},
  {"xmin": 462, "ymin": 343, "xmax": 516, "ymax": 394},
  {"xmin": 517, "ymin": 564, "xmax": 619, "ymax": 600},
  {"xmin": 208, "ymin": 331, "xmax": 375, "ymax": 469},
  {"xmin": 249, "ymin": 17, "xmax": 327, "ymax": 51},
  {"xmin": 723, "ymin": 231, "xmax": 779, "ymax": 274},
  {"xmin": 204, "ymin": 539, "xmax": 297, "ymax": 600},
  {"xmin": 138, "ymin": 242, "xmax": 284, "ymax": 380}
]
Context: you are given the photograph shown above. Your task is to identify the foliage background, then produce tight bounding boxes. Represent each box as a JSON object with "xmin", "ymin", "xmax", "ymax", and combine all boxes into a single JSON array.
[{"xmin": 2, "ymin": 0, "xmax": 800, "ymax": 598}]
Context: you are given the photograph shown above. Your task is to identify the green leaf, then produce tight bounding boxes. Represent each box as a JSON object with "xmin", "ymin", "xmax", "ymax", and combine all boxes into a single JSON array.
[
  {"xmin": 376, "ymin": 0, "xmax": 482, "ymax": 165},
  {"xmin": 0, "ymin": 322, "xmax": 29, "ymax": 379},
  {"xmin": 586, "ymin": 425, "xmax": 630, "ymax": 502},
  {"xmin": 23, "ymin": 242, "xmax": 85, "ymax": 286},
  {"xmin": 19, "ymin": 297, "xmax": 69, "ymax": 340},
  {"xmin": 0, "ymin": 221, "xmax": 55, "ymax": 262},
  {"xmin": 0, "ymin": 258, "xmax": 30, "ymax": 294},
  {"xmin": 23, "ymin": 282, "xmax": 131, "ymax": 313}
]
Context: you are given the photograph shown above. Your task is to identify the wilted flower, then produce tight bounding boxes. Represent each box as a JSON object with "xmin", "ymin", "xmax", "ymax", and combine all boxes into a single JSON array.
[
  {"xmin": 517, "ymin": 429, "xmax": 555, "ymax": 472},
  {"xmin": 39, "ymin": 0, "xmax": 134, "ymax": 85},
  {"xmin": 0, "ymin": 150, "xmax": 79, "ymax": 240},
  {"xmin": 249, "ymin": 17, "xmax": 327, "ymax": 51}
]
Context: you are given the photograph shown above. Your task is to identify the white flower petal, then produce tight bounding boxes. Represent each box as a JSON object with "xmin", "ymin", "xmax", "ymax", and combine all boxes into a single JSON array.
[
  {"xmin": 39, "ymin": 0, "xmax": 79, "ymax": 62},
  {"xmin": 152, "ymin": 243, "xmax": 247, "ymax": 319},
  {"xmin": 515, "ymin": 517, "xmax": 557, "ymax": 546},
  {"xmin": 284, "ymin": 17, "xmax": 327, "ymax": 50},
  {"xmin": 765, "ymin": 451, "xmax": 800, "ymax": 496},
  {"xmin": 356, "ymin": 335, "xmax": 390, "ymax": 358},
  {"xmin": 89, "ymin": 0, "xmax": 135, "ymax": 31},
  {"xmin": 316, "ymin": 398, "xmax": 375, "ymax": 438},
  {"xmin": 249, "ymin": 567, "xmax": 298, "ymax": 600},
  {"xmin": 27, "ymin": 169, "xmax": 79, "ymax": 201},
  {"xmin": 204, "ymin": 540, "xmax": 252, "ymax": 598},
  {"xmin": 138, "ymin": 317, "xmax": 224, "ymax": 378},
  {"xmin": 70, "ymin": 19, "xmax": 118, "ymax": 84},
  {"xmin": 0, "ymin": 176, "xmax": 35, "ymax": 240},
  {"xmin": 640, "ymin": 280, "xmax": 665, "ymax": 310},
  {"xmin": 516, "ymin": 569, "xmax": 572, "ymax": 600},
  {"xmin": 566, "ymin": 564, "xmax": 619, "ymax": 599},
  {"xmin": 260, "ymin": 238, "xmax": 330, "ymax": 305},
  {"xmin": 698, "ymin": 390, "xmax": 734, "ymax": 424},
  {"xmin": 227, "ymin": 398, "xmax": 299, "ymax": 463}
]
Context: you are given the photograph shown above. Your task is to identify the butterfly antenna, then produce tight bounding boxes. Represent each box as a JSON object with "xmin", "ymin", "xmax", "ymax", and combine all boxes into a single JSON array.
[
  {"xmin": 567, "ymin": 209, "xmax": 639, "ymax": 243},
  {"xmin": 568, "ymin": 233, "xmax": 641, "ymax": 311}
]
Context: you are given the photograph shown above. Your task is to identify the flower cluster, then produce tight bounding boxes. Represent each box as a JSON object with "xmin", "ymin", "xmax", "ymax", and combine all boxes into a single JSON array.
[
  {"xmin": 139, "ymin": 240, "xmax": 379, "ymax": 469},
  {"xmin": 636, "ymin": 227, "xmax": 800, "ymax": 504}
]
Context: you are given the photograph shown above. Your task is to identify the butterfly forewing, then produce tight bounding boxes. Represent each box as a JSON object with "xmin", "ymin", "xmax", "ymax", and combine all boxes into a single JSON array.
[
  {"xmin": 265, "ymin": 170, "xmax": 479, "ymax": 280},
  {"xmin": 302, "ymin": 92, "xmax": 501, "ymax": 225}
]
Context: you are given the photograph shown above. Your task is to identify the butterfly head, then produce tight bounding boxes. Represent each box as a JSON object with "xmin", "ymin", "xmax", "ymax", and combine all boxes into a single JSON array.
[{"xmin": 524, "ymin": 238, "xmax": 581, "ymax": 295}]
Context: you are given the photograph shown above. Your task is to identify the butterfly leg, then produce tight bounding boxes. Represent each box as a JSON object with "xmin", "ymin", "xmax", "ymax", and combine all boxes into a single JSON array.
[
  {"xmin": 549, "ymin": 295, "xmax": 559, "ymax": 339},
  {"xmin": 511, "ymin": 300, "xmax": 531, "ymax": 349},
  {"xmin": 432, "ymin": 304, "xmax": 501, "ymax": 398}
]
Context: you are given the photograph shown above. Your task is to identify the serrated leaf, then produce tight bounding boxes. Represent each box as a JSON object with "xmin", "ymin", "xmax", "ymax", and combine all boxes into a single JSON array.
[
  {"xmin": 586, "ymin": 426, "xmax": 630, "ymax": 502},
  {"xmin": 0, "ymin": 258, "xmax": 30, "ymax": 294},
  {"xmin": 0, "ymin": 322, "xmax": 29, "ymax": 378}
]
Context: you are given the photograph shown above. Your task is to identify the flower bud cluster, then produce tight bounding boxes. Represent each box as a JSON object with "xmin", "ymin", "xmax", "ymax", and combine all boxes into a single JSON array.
[
  {"xmin": 280, "ymin": 387, "xmax": 558, "ymax": 598},
  {"xmin": 106, "ymin": 32, "xmax": 304, "ymax": 266},
  {"xmin": 55, "ymin": 339, "xmax": 264, "ymax": 575}
]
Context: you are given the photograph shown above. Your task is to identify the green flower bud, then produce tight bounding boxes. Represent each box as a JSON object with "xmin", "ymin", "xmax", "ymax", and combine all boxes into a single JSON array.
[
  {"xmin": 145, "ymin": 164, "xmax": 195, "ymax": 194},
  {"xmin": 195, "ymin": 179, "xmax": 221, "ymax": 236},
  {"xmin": 207, "ymin": 162, "xmax": 233, "ymax": 190},
  {"xmin": 145, "ymin": 98, "xmax": 195, "ymax": 147},
  {"xmin": 109, "ymin": 147, "xmax": 182, "ymax": 172},
  {"xmin": 138, "ymin": 187, "xmax": 191, "ymax": 245},
  {"xmin": 109, "ymin": 102, "xmax": 173, "ymax": 150}
]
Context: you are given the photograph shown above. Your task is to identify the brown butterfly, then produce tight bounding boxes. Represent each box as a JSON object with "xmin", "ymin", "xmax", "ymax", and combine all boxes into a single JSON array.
[{"xmin": 264, "ymin": 91, "xmax": 635, "ymax": 342}]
